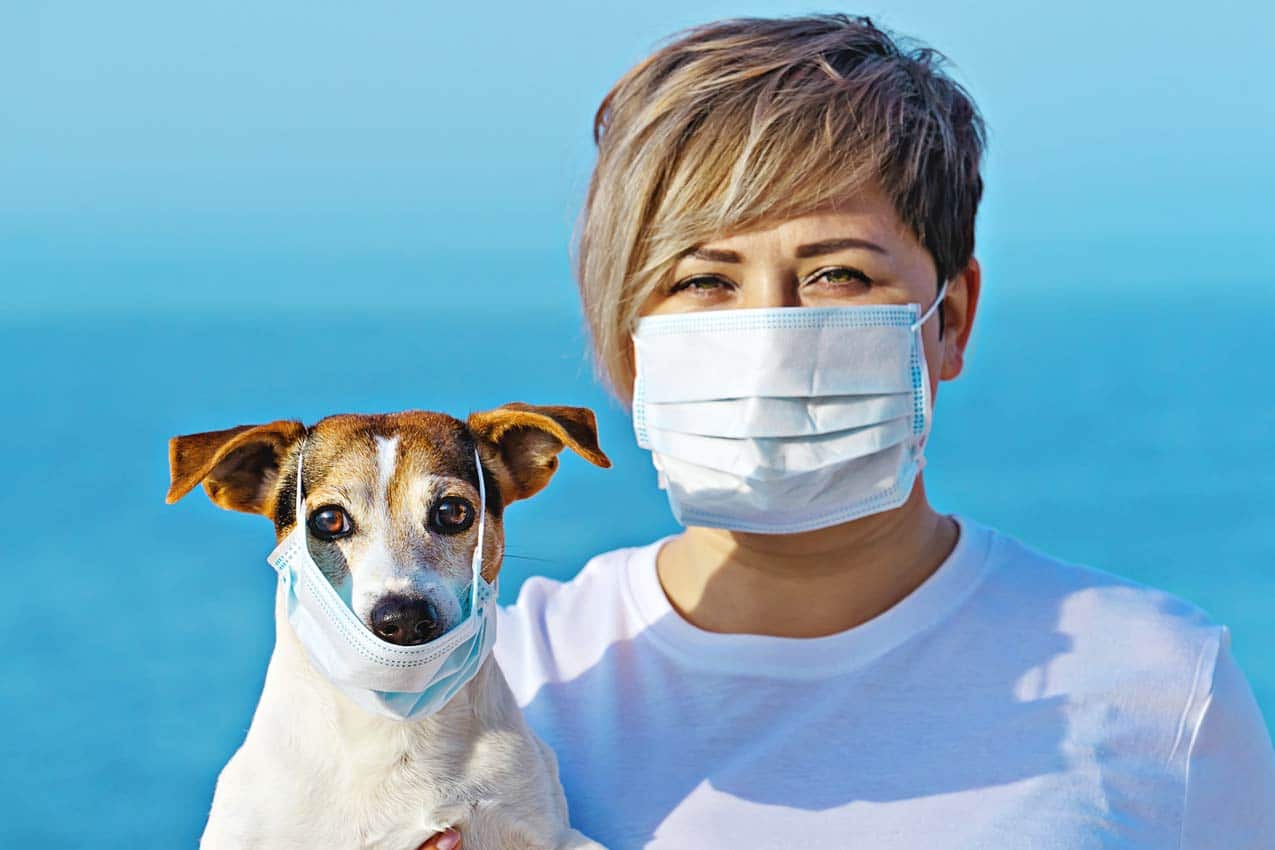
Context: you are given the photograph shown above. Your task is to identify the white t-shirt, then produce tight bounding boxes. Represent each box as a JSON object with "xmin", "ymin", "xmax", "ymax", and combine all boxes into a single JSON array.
[{"xmin": 494, "ymin": 516, "xmax": 1275, "ymax": 849}]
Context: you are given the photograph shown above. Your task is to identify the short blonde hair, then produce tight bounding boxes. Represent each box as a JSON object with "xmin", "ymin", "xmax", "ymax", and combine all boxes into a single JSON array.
[{"xmin": 573, "ymin": 14, "xmax": 987, "ymax": 402}]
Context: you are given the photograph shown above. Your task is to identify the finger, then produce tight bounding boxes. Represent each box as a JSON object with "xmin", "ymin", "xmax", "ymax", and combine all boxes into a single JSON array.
[{"xmin": 417, "ymin": 827, "xmax": 461, "ymax": 850}]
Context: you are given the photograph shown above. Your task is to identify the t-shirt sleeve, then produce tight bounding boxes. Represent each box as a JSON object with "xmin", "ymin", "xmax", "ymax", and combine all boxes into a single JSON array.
[{"xmin": 1180, "ymin": 627, "xmax": 1275, "ymax": 849}]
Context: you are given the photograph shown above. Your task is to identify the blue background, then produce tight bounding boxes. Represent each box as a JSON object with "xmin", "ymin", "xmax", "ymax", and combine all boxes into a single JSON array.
[{"xmin": 2, "ymin": 1, "xmax": 1272, "ymax": 845}]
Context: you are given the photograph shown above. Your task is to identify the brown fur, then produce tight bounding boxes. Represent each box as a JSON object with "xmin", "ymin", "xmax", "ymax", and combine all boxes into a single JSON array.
[
  {"xmin": 467, "ymin": 402, "xmax": 610, "ymax": 502},
  {"xmin": 166, "ymin": 420, "xmax": 306, "ymax": 515}
]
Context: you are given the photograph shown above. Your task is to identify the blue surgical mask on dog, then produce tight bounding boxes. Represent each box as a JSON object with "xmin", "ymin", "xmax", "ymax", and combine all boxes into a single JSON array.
[
  {"xmin": 631, "ymin": 283, "xmax": 947, "ymax": 534},
  {"xmin": 265, "ymin": 443, "xmax": 497, "ymax": 721}
]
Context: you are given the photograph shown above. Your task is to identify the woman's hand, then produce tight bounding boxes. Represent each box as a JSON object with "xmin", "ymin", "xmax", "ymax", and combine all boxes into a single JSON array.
[{"xmin": 416, "ymin": 827, "xmax": 461, "ymax": 850}]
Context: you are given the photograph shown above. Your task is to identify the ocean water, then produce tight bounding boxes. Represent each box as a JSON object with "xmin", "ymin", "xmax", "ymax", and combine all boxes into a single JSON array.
[{"xmin": 2, "ymin": 277, "xmax": 1272, "ymax": 846}]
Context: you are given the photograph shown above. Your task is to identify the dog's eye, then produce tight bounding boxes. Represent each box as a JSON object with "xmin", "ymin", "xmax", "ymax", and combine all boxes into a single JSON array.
[
  {"xmin": 308, "ymin": 505, "xmax": 353, "ymax": 540},
  {"xmin": 429, "ymin": 496, "xmax": 475, "ymax": 534}
]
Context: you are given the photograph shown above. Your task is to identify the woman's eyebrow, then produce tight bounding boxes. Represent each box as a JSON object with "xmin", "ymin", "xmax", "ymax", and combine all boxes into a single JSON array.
[
  {"xmin": 795, "ymin": 238, "xmax": 887, "ymax": 258},
  {"xmin": 683, "ymin": 246, "xmax": 743, "ymax": 263}
]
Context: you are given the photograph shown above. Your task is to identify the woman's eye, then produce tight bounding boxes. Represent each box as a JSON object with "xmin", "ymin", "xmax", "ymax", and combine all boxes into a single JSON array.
[
  {"xmin": 308, "ymin": 506, "xmax": 353, "ymax": 540},
  {"xmin": 811, "ymin": 267, "xmax": 872, "ymax": 287},
  {"xmin": 429, "ymin": 496, "xmax": 475, "ymax": 534},
  {"xmin": 669, "ymin": 275, "xmax": 732, "ymax": 295}
]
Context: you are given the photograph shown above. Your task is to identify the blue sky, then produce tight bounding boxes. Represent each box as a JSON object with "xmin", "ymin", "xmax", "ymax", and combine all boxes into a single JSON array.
[{"xmin": 2, "ymin": 1, "xmax": 1272, "ymax": 316}]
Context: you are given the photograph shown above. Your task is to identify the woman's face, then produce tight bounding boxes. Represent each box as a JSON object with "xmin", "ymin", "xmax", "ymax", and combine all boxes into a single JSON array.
[{"xmin": 637, "ymin": 181, "xmax": 981, "ymax": 391}]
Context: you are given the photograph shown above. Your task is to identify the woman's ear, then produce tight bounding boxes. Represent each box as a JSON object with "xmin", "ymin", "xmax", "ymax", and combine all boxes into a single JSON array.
[
  {"xmin": 166, "ymin": 420, "xmax": 306, "ymax": 515},
  {"xmin": 467, "ymin": 402, "xmax": 611, "ymax": 504},
  {"xmin": 940, "ymin": 255, "xmax": 981, "ymax": 381}
]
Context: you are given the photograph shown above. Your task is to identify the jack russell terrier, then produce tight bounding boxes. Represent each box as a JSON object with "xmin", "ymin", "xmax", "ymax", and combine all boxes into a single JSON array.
[{"xmin": 166, "ymin": 403, "xmax": 611, "ymax": 850}]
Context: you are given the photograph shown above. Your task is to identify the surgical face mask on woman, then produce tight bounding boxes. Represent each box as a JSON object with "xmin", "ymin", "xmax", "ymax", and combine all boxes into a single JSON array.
[{"xmin": 631, "ymin": 277, "xmax": 948, "ymax": 536}]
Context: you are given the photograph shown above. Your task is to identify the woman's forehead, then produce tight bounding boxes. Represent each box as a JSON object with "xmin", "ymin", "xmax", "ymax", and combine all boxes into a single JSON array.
[{"xmin": 688, "ymin": 191, "xmax": 920, "ymax": 257}]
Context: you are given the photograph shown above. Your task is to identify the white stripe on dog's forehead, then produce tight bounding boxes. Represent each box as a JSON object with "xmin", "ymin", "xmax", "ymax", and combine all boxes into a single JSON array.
[{"xmin": 374, "ymin": 434, "xmax": 400, "ymax": 498}]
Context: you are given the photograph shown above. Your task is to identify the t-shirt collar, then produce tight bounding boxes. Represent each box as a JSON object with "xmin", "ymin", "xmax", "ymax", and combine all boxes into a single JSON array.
[{"xmin": 622, "ymin": 515, "xmax": 996, "ymax": 678}]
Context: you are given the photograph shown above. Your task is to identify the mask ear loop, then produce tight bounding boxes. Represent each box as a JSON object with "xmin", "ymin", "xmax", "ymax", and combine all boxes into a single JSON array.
[
  {"xmin": 294, "ymin": 434, "xmax": 309, "ymax": 530},
  {"xmin": 909, "ymin": 281, "xmax": 948, "ymax": 474},
  {"xmin": 470, "ymin": 445, "xmax": 486, "ymax": 614},
  {"xmin": 910, "ymin": 279, "xmax": 949, "ymax": 333}
]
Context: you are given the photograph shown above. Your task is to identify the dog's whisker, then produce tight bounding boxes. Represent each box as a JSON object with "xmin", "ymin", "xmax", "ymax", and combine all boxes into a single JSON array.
[{"xmin": 502, "ymin": 552, "xmax": 556, "ymax": 564}]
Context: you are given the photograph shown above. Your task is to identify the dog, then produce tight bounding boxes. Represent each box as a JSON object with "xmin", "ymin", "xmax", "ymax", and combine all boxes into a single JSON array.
[{"xmin": 166, "ymin": 403, "xmax": 611, "ymax": 849}]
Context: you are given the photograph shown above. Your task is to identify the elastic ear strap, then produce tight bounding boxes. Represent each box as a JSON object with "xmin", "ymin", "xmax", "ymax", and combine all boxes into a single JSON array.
[
  {"xmin": 471, "ymin": 445, "xmax": 486, "ymax": 594},
  {"xmin": 911, "ymin": 279, "xmax": 949, "ymax": 331},
  {"xmin": 294, "ymin": 437, "xmax": 307, "ymax": 522}
]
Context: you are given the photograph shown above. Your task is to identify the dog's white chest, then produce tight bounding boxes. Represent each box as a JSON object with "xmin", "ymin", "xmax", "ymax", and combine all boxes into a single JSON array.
[{"xmin": 200, "ymin": 652, "xmax": 590, "ymax": 850}]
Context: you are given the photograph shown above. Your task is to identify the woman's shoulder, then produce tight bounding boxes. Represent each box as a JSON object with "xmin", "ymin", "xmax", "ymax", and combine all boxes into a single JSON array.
[
  {"xmin": 971, "ymin": 517, "xmax": 1223, "ymax": 647},
  {"xmin": 970, "ymin": 519, "xmax": 1275, "ymax": 834},
  {"xmin": 965, "ymin": 516, "xmax": 1228, "ymax": 710},
  {"xmin": 498, "ymin": 537, "xmax": 662, "ymax": 634},
  {"xmin": 493, "ymin": 537, "xmax": 666, "ymax": 704}
]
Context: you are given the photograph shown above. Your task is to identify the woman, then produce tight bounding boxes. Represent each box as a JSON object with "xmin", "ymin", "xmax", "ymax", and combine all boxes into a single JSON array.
[{"xmin": 424, "ymin": 14, "xmax": 1274, "ymax": 849}]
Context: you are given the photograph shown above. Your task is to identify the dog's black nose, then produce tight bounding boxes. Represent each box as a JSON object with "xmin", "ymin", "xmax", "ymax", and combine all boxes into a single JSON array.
[{"xmin": 370, "ymin": 595, "xmax": 444, "ymax": 645}]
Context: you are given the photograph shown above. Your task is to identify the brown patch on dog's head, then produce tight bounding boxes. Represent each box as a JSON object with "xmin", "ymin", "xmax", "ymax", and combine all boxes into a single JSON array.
[{"xmin": 467, "ymin": 402, "xmax": 611, "ymax": 504}]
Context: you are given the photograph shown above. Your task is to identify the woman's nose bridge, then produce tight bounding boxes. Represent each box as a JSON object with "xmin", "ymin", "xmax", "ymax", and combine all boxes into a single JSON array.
[{"xmin": 743, "ymin": 264, "xmax": 800, "ymax": 308}]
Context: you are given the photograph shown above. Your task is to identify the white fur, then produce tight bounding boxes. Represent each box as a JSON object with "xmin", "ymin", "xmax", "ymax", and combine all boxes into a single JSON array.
[
  {"xmin": 375, "ymin": 435, "xmax": 399, "ymax": 496},
  {"xmin": 198, "ymin": 585, "xmax": 606, "ymax": 849}
]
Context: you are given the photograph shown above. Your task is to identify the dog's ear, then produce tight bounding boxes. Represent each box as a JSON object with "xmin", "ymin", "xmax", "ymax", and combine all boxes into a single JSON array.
[
  {"xmin": 166, "ymin": 420, "xmax": 306, "ymax": 515},
  {"xmin": 467, "ymin": 402, "xmax": 610, "ymax": 503}
]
